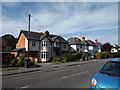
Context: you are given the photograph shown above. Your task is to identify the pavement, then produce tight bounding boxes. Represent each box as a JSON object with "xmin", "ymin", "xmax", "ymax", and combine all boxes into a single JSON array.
[{"xmin": 1, "ymin": 59, "xmax": 111, "ymax": 76}]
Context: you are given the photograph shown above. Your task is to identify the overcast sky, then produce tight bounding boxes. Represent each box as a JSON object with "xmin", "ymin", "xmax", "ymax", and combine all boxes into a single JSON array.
[{"xmin": 1, "ymin": 1, "xmax": 118, "ymax": 44}]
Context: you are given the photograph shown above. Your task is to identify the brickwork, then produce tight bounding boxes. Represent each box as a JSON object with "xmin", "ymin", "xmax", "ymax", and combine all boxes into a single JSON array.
[{"xmin": 16, "ymin": 33, "xmax": 25, "ymax": 48}]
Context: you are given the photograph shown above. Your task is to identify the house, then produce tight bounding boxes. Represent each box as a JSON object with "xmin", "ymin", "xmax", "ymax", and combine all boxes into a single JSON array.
[
  {"xmin": 94, "ymin": 39, "xmax": 102, "ymax": 53},
  {"xmin": 11, "ymin": 30, "xmax": 68, "ymax": 63},
  {"xmin": 67, "ymin": 37, "xmax": 102, "ymax": 57},
  {"xmin": 67, "ymin": 37, "xmax": 82, "ymax": 53},
  {"xmin": 86, "ymin": 39, "xmax": 96, "ymax": 56},
  {"xmin": 111, "ymin": 44, "xmax": 120, "ymax": 53}
]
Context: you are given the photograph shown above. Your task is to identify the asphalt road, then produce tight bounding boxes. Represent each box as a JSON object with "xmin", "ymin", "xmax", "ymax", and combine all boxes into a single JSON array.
[{"xmin": 2, "ymin": 60, "xmax": 108, "ymax": 89}]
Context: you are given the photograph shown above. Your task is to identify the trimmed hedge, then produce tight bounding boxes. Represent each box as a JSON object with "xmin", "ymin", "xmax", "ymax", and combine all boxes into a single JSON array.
[
  {"xmin": 71, "ymin": 53, "xmax": 82, "ymax": 62},
  {"xmin": 96, "ymin": 52, "xmax": 109, "ymax": 59}
]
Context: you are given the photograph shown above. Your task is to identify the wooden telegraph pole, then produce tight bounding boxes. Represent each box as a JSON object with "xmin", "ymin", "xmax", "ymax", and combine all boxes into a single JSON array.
[
  {"xmin": 25, "ymin": 14, "xmax": 31, "ymax": 68},
  {"xmin": 28, "ymin": 14, "xmax": 31, "ymax": 59}
]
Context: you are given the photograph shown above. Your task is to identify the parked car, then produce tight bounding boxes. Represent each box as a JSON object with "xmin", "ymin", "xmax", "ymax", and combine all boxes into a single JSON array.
[{"xmin": 90, "ymin": 58, "xmax": 120, "ymax": 88}]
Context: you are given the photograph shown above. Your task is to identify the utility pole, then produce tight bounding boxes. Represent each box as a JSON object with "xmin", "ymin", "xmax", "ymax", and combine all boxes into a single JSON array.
[
  {"xmin": 28, "ymin": 14, "xmax": 31, "ymax": 59},
  {"xmin": 25, "ymin": 14, "xmax": 31, "ymax": 68}
]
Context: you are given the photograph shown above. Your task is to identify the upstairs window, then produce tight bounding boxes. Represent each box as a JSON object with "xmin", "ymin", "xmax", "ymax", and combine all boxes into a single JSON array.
[
  {"xmin": 18, "ymin": 43, "xmax": 20, "ymax": 48},
  {"xmin": 54, "ymin": 43, "xmax": 56, "ymax": 47},
  {"xmin": 42, "ymin": 40, "xmax": 47, "ymax": 47},
  {"xmin": 64, "ymin": 44, "xmax": 66, "ymax": 48},
  {"xmin": 54, "ymin": 43, "xmax": 60, "ymax": 47},
  {"xmin": 32, "ymin": 41, "xmax": 35, "ymax": 47}
]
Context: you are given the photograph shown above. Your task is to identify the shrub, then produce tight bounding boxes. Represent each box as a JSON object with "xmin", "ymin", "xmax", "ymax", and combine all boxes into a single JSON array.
[
  {"xmin": 96, "ymin": 52, "xmax": 109, "ymax": 59},
  {"xmin": 2, "ymin": 55, "xmax": 13, "ymax": 67},
  {"xmin": 101, "ymin": 52, "xmax": 109, "ymax": 59},
  {"xmin": 81, "ymin": 54, "xmax": 88, "ymax": 61},
  {"xmin": 52, "ymin": 56, "xmax": 60, "ymax": 63},
  {"xmin": 16, "ymin": 54, "xmax": 25, "ymax": 67},
  {"xmin": 71, "ymin": 53, "xmax": 82, "ymax": 62},
  {"xmin": 109, "ymin": 53, "xmax": 119, "ymax": 58},
  {"xmin": 62, "ymin": 53, "xmax": 71, "ymax": 62},
  {"xmin": 96, "ymin": 52, "xmax": 102, "ymax": 59}
]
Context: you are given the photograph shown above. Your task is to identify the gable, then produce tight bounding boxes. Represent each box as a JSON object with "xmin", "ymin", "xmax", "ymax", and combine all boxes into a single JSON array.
[
  {"xmin": 54, "ymin": 38, "xmax": 61, "ymax": 43},
  {"xmin": 16, "ymin": 32, "xmax": 26, "ymax": 48}
]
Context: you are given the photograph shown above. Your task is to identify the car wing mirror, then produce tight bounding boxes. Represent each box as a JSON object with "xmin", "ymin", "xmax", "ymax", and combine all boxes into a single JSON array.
[{"xmin": 99, "ymin": 67, "xmax": 102, "ymax": 70}]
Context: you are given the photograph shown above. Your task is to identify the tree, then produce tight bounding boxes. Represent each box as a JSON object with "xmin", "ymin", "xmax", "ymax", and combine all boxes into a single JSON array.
[
  {"xmin": 102, "ymin": 43, "xmax": 112, "ymax": 53},
  {"xmin": 2, "ymin": 34, "xmax": 17, "ymax": 51}
]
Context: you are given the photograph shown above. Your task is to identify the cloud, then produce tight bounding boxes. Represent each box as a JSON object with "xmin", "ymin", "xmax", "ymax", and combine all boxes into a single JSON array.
[{"xmin": 1, "ymin": 2, "xmax": 118, "ymax": 44}]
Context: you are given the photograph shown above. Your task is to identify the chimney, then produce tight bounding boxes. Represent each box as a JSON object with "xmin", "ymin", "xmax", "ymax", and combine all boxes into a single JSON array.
[
  {"xmin": 82, "ymin": 37, "xmax": 85, "ymax": 41},
  {"xmin": 95, "ymin": 39, "xmax": 98, "ymax": 43},
  {"xmin": 44, "ymin": 30, "xmax": 49, "ymax": 36},
  {"xmin": 40, "ymin": 32, "xmax": 43, "ymax": 34}
]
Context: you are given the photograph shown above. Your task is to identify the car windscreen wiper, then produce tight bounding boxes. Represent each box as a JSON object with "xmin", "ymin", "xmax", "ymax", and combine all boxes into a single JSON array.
[{"xmin": 100, "ymin": 71, "xmax": 119, "ymax": 77}]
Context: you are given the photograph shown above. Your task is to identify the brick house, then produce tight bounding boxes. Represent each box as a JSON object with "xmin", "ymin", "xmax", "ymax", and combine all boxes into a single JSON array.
[{"xmin": 12, "ymin": 30, "xmax": 68, "ymax": 63}]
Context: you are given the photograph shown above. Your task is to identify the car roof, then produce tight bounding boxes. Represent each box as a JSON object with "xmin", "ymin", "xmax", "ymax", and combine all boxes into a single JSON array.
[{"xmin": 110, "ymin": 58, "xmax": 120, "ymax": 62}]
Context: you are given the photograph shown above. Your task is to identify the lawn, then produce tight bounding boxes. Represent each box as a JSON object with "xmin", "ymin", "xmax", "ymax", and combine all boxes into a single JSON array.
[{"xmin": 1, "ymin": 67, "xmax": 24, "ymax": 70}]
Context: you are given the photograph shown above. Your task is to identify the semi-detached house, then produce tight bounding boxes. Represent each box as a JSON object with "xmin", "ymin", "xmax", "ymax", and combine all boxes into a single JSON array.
[
  {"xmin": 11, "ymin": 30, "xmax": 102, "ymax": 63},
  {"xmin": 67, "ymin": 37, "xmax": 102, "ymax": 57},
  {"xmin": 11, "ymin": 30, "xmax": 68, "ymax": 63}
]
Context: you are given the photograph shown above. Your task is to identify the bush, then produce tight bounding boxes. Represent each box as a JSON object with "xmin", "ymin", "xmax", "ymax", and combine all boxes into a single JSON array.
[
  {"xmin": 62, "ymin": 53, "xmax": 71, "ymax": 62},
  {"xmin": 2, "ymin": 55, "xmax": 13, "ymax": 67},
  {"xmin": 71, "ymin": 53, "xmax": 82, "ymax": 62},
  {"xmin": 52, "ymin": 56, "xmax": 60, "ymax": 63},
  {"xmin": 109, "ymin": 53, "xmax": 119, "ymax": 58},
  {"xmin": 102, "ymin": 52, "xmax": 109, "ymax": 59},
  {"xmin": 16, "ymin": 54, "xmax": 25, "ymax": 67},
  {"xmin": 96, "ymin": 52, "xmax": 109, "ymax": 59},
  {"xmin": 96, "ymin": 52, "xmax": 102, "ymax": 59},
  {"xmin": 81, "ymin": 54, "xmax": 88, "ymax": 61}
]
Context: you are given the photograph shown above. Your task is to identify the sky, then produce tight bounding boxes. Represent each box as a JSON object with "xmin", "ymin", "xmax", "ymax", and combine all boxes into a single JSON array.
[{"xmin": 1, "ymin": 1, "xmax": 118, "ymax": 45}]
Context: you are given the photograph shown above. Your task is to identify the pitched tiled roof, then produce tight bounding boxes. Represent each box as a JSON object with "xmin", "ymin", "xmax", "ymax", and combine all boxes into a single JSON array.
[
  {"xmin": 81, "ymin": 40, "xmax": 89, "ymax": 45},
  {"xmin": 22, "ymin": 30, "xmax": 43, "ymax": 40},
  {"xmin": 86, "ymin": 40, "xmax": 96, "ymax": 46},
  {"xmin": 95, "ymin": 42, "xmax": 101, "ymax": 46},
  {"xmin": 21, "ymin": 30, "xmax": 68, "ymax": 43},
  {"xmin": 67, "ymin": 37, "xmax": 81, "ymax": 45}
]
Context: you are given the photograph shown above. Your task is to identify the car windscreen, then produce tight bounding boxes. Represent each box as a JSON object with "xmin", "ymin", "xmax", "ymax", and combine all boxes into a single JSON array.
[{"xmin": 100, "ymin": 61, "xmax": 120, "ymax": 77}]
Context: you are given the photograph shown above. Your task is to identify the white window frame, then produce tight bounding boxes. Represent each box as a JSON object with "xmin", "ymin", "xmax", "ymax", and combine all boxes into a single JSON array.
[
  {"xmin": 32, "ymin": 41, "xmax": 35, "ymax": 47},
  {"xmin": 41, "ymin": 52, "xmax": 48, "ymax": 59},
  {"xmin": 42, "ymin": 40, "xmax": 47, "ymax": 47}
]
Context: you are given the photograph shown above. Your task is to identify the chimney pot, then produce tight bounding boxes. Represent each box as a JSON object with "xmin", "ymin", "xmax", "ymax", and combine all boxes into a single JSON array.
[
  {"xmin": 44, "ymin": 30, "xmax": 49, "ymax": 36},
  {"xmin": 82, "ymin": 37, "xmax": 85, "ymax": 41},
  {"xmin": 95, "ymin": 39, "xmax": 98, "ymax": 43}
]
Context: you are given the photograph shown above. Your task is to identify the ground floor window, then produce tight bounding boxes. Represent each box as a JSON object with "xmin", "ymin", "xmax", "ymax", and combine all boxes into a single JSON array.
[{"xmin": 41, "ymin": 52, "xmax": 48, "ymax": 58}]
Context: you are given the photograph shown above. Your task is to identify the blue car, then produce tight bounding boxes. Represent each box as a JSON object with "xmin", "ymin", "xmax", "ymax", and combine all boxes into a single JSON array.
[{"xmin": 90, "ymin": 58, "xmax": 120, "ymax": 89}]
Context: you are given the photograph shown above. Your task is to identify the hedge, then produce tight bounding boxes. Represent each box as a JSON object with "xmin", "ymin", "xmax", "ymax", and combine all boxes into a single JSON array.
[
  {"xmin": 70, "ymin": 53, "xmax": 82, "ymax": 62},
  {"xmin": 96, "ymin": 52, "xmax": 109, "ymax": 59}
]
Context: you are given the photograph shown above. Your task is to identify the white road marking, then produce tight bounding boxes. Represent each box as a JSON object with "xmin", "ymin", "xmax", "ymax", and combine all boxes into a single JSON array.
[
  {"xmin": 18, "ymin": 86, "xmax": 29, "ymax": 89},
  {"xmin": 62, "ymin": 76, "xmax": 68, "ymax": 79},
  {"xmin": 61, "ymin": 71, "xmax": 89, "ymax": 79}
]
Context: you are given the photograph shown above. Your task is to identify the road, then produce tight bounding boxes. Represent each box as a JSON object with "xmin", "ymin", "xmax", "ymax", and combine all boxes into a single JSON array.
[{"xmin": 2, "ymin": 60, "xmax": 108, "ymax": 89}]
